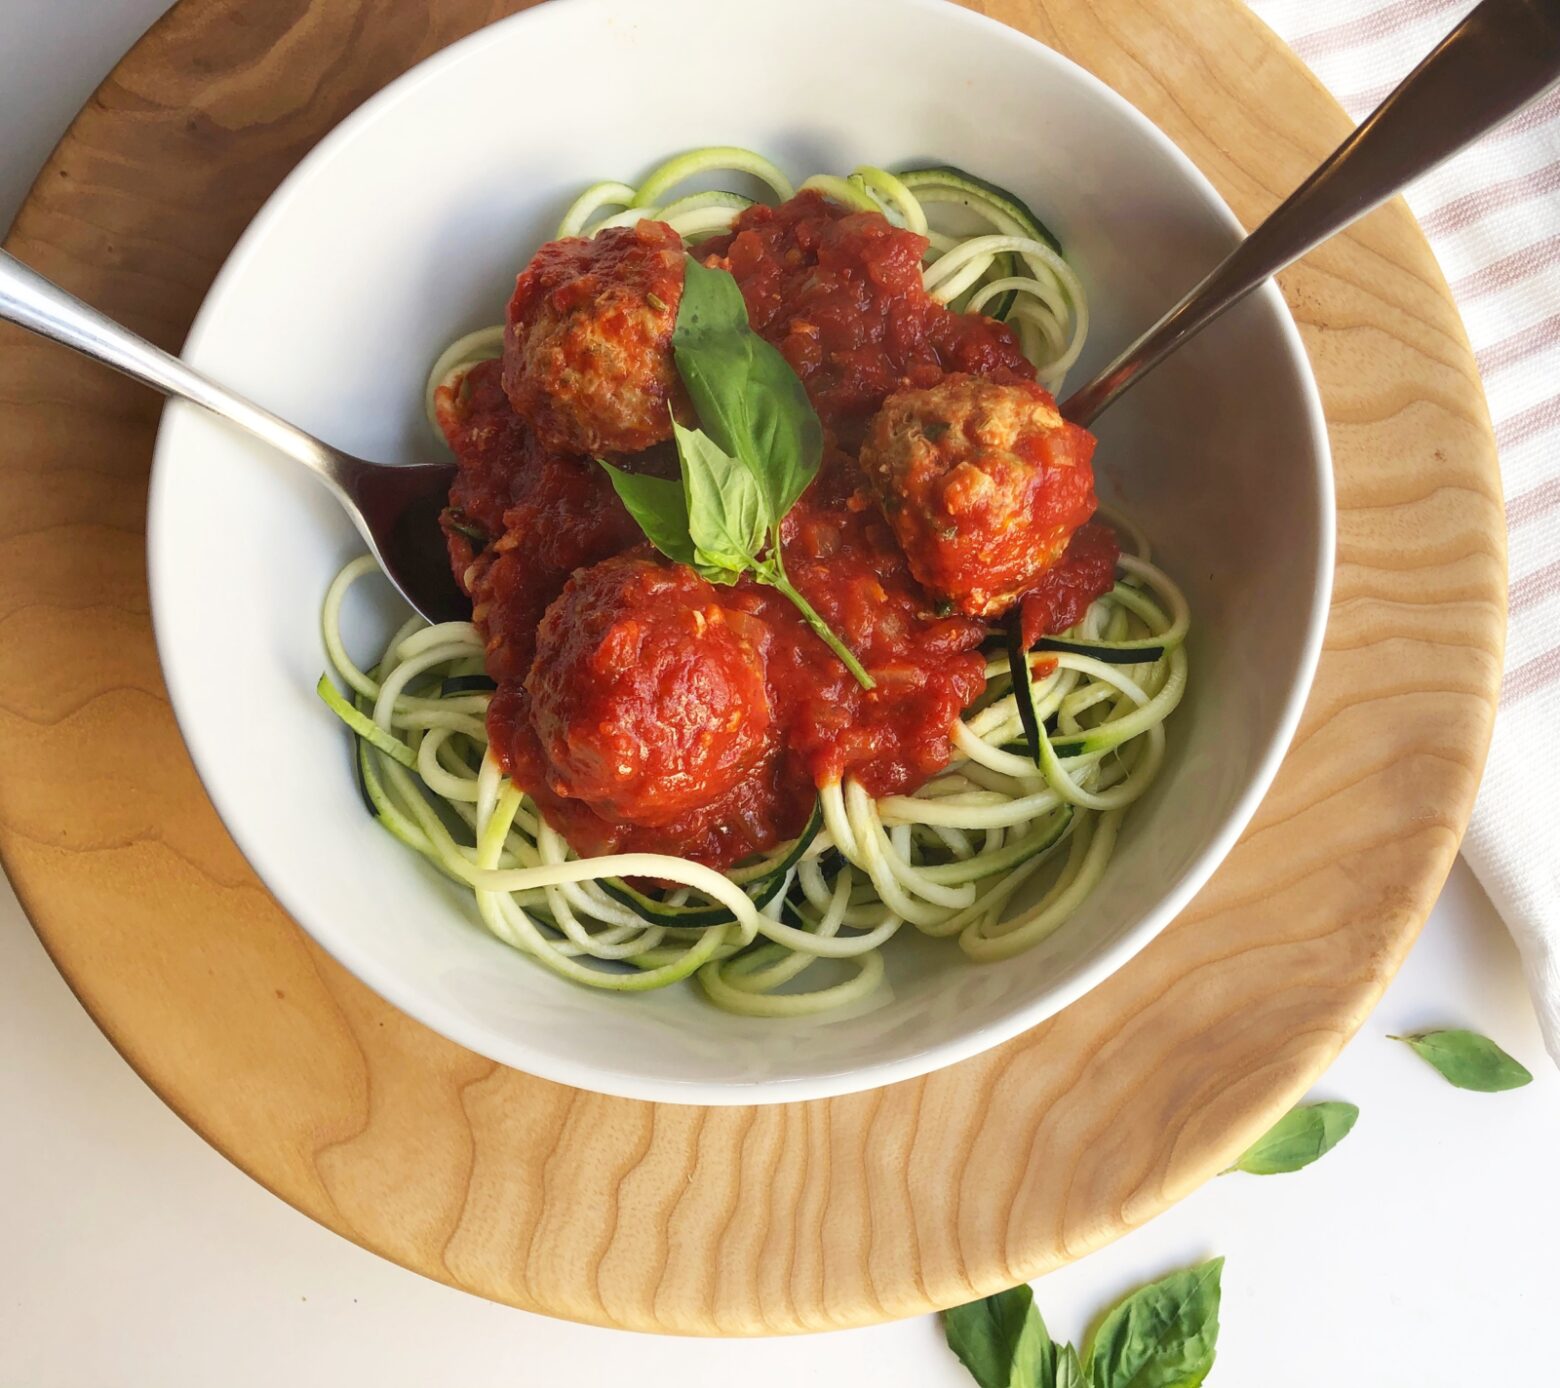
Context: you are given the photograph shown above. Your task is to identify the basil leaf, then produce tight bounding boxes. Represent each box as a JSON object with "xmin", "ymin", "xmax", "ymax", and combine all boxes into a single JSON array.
[
  {"xmin": 600, "ymin": 260, "xmax": 872, "ymax": 688},
  {"xmin": 597, "ymin": 461, "xmax": 696, "ymax": 567},
  {"xmin": 674, "ymin": 256, "xmax": 823, "ymax": 521},
  {"xmin": 1229, "ymin": 1101, "xmax": 1358, "ymax": 1175},
  {"xmin": 673, "ymin": 419, "xmax": 767, "ymax": 580},
  {"xmin": 1017, "ymin": 1304, "xmax": 1056, "ymax": 1388},
  {"xmin": 1055, "ymin": 1345, "xmax": 1084, "ymax": 1388},
  {"xmin": 944, "ymin": 1284, "xmax": 1052, "ymax": 1388},
  {"xmin": 1391, "ymin": 1029, "xmax": 1533, "ymax": 1091},
  {"xmin": 1084, "ymin": 1258, "xmax": 1222, "ymax": 1388}
]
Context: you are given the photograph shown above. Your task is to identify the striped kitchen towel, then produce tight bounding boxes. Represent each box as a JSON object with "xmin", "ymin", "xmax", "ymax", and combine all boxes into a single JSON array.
[{"xmin": 1251, "ymin": 0, "xmax": 1560, "ymax": 1062}]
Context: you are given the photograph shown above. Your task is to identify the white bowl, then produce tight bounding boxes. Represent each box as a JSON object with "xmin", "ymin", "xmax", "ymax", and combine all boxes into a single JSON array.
[{"xmin": 148, "ymin": 0, "xmax": 1333, "ymax": 1105}]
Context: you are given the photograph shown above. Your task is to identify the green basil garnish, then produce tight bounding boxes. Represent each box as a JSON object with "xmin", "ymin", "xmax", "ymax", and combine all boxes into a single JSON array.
[
  {"xmin": 600, "ymin": 257, "xmax": 874, "ymax": 688},
  {"xmin": 1390, "ymin": 1028, "xmax": 1533, "ymax": 1091},
  {"xmin": 1084, "ymin": 1258, "xmax": 1223, "ymax": 1388},
  {"xmin": 1054, "ymin": 1345, "xmax": 1083, "ymax": 1388},
  {"xmin": 943, "ymin": 1260, "xmax": 1224, "ymax": 1388},
  {"xmin": 597, "ymin": 467, "xmax": 697, "ymax": 568},
  {"xmin": 677, "ymin": 417, "xmax": 767, "ymax": 576},
  {"xmin": 673, "ymin": 256, "xmax": 823, "ymax": 524},
  {"xmin": 944, "ymin": 1283, "xmax": 1053, "ymax": 1388},
  {"xmin": 1227, "ymin": 1100, "xmax": 1358, "ymax": 1176}
]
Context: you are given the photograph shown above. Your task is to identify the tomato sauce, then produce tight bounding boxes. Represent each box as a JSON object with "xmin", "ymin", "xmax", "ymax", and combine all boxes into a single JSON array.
[
  {"xmin": 438, "ymin": 361, "xmax": 646, "ymax": 682},
  {"xmin": 440, "ymin": 193, "xmax": 1116, "ymax": 867},
  {"xmin": 707, "ymin": 193, "xmax": 1035, "ymax": 444},
  {"xmin": 1019, "ymin": 521, "xmax": 1122, "ymax": 648}
]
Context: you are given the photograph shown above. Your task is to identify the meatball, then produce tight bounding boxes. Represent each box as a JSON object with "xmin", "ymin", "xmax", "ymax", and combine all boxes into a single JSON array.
[
  {"xmin": 526, "ymin": 557, "xmax": 773, "ymax": 828},
  {"xmin": 503, "ymin": 220, "xmax": 688, "ymax": 457},
  {"xmin": 858, "ymin": 373, "xmax": 1098, "ymax": 617}
]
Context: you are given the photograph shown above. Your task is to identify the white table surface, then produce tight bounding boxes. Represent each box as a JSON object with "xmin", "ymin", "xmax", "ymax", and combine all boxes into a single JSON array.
[{"xmin": 2, "ymin": 4, "xmax": 1555, "ymax": 1384}]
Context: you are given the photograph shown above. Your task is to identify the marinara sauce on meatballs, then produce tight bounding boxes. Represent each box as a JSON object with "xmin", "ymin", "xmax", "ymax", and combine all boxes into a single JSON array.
[
  {"xmin": 503, "ymin": 220, "xmax": 689, "ymax": 457},
  {"xmin": 858, "ymin": 373, "xmax": 1098, "ymax": 617},
  {"xmin": 436, "ymin": 193, "xmax": 1124, "ymax": 872},
  {"xmin": 525, "ymin": 556, "xmax": 773, "ymax": 829}
]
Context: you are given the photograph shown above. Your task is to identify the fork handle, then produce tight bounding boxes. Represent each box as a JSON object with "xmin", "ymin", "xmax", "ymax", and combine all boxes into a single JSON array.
[
  {"xmin": 0, "ymin": 247, "xmax": 350, "ymax": 486},
  {"xmin": 1062, "ymin": 0, "xmax": 1560, "ymax": 426}
]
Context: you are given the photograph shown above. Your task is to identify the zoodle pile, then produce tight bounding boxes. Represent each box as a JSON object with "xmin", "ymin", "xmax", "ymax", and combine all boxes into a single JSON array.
[{"xmin": 320, "ymin": 147, "xmax": 1188, "ymax": 1016}]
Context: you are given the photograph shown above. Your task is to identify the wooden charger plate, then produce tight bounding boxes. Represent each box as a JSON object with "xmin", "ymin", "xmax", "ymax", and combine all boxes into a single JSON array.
[{"xmin": 0, "ymin": 0, "xmax": 1504, "ymax": 1335}]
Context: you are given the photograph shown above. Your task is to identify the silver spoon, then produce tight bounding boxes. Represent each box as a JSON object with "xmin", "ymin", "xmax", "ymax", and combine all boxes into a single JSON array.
[{"xmin": 2, "ymin": 0, "xmax": 1557, "ymax": 622}]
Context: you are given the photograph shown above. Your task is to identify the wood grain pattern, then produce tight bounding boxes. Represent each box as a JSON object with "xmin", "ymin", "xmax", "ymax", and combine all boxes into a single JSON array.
[{"xmin": 0, "ymin": 0, "xmax": 1504, "ymax": 1335}]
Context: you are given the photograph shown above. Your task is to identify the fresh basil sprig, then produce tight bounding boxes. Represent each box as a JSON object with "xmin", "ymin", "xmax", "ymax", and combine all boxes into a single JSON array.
[
  {"xmin": 1389, "ymin": 1028, "xmax": 1533, "ymax": 1091},
  {"xmin": 943, "ymin": 1259, "xmax": 1223, "ymax": 1388},
  {"xmin": 1226, "ymin": 1100, "xmax": 1358, "ymax": 1176},
  {"xmin": 599, "ymin": 258, "xmax": 874, "ymax": 689},
  {"xmin": 944, "ymin": 1283, "xmax": 1053, "ymax": 1388},
  {"xmin": 673, "ymin": 256, "xmax": 822, "ymax": 525},
  {"xmin": 1084, "ymin": 1258, "xmax": 1223, "ymax": 1388}
]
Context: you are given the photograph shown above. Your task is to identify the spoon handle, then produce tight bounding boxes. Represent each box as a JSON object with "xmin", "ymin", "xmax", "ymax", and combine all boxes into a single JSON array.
[
  {"xmin": 1062, "ymin": 0, "xmax": 1560, "ymax": 426},
  {"xmin": 0, "ymin": 247, "xmax": 352, "ymax": 489}
]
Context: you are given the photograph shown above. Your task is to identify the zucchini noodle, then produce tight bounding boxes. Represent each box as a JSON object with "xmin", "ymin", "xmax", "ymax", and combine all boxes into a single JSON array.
[{"xmin": 323, "ymin": 148, "xmax": 1183, "ymax": 1017}]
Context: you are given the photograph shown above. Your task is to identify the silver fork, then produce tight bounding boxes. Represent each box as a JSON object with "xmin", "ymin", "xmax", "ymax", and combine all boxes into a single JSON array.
[
  {"xmin": 0, "ymin": 250, "xmax": 465, "ymax": 623},
  {"xmin": 1063, "ymin": 0, "xmax": 1560, "ymax": 424}
]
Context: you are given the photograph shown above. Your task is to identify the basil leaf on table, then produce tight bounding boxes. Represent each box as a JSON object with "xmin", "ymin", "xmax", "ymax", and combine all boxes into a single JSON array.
[
  {"xmin": 1390, "ymin": 1029, "xmax": 1533, "ymax": 1091},
  {"xmin": 673, "ymin": 418, "xmax": 767, "ymax": 579},
  {"xmin": 943, "ymin": 1283, "xmax": 1054, "ymax": 1388},
  {"xmin": 1228, "ymin": 1101, "xmax": 1358, "ymax": 1175},
  {"xmin": 673, "ymin": 256, "xmax": 823, "ymax": 524},
  {"xmin": 1054, "ymin": 1344, "xmax": 1084, "ymax": 1388},
  {"xmin": 943, "ymin": 1262, "xmax": 1229, "ymax": 1388},
  {"xmin": 1084, "ymin": 1258, "xmax": 1223, "ymax": 1388},
  {"xmin": 597, "ymin": 463, "xmax": 697, "ymax": 568}
]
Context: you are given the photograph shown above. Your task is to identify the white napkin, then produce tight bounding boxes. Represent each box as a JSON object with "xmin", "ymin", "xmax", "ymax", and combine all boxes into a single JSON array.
[{"xmin": 1248, "ymin": 0, "xmax": 1560, "ymax": 1063}]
